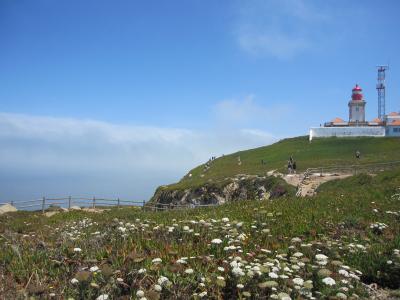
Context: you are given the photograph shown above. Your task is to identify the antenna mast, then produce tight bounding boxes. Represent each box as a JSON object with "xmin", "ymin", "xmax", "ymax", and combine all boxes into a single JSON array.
[{"xmin": 376, "ymin": 65, "xmax": 389, "ymax": 120}]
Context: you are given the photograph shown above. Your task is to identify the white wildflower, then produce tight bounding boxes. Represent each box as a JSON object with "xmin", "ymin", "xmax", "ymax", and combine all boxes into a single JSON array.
[
  {"xmin": 176, "ymin": 259, "xmax": 187, "ymax": 264},
  {"xmin": 232, "ymin": 267, "xmax": 245, "ymax": 277},
  {"xmin": 269, "ymin": 272, "xmax": 279, "ymax": 279},
  {"xmin": 152, "ymin": 258, "xmax": 162, "ymax": 264},
  {"xmin": 158, "ymin": 276, "xmax": 170, "ymax": 286},
  {"xmin": 322, "ymin": 277, "xmax": 336, "ymax": 286},
  {"xmin": 199, "ymin": 291, "xmax": 207, "ymax": 298},
  {"xmin": 154, "ymin": 284, "xmax": 162, "ymax": 292},
  {"xmin": 211, "ymin": 238, "xmax": 223, "ymax": 244},
  {"xmin": 293, "ymin": 252, "xmax": 303, "ymax": 258},
  {"xmin": 293, "ymin": 278, "xmax": 304, "ymax": 286},
  {"xmin": 315, "ymin": 254, "xmax": 328, "ymax": 261},
  {"xmin": 90, "ymin": 266, "xmax": 99, "ymax": 272},
  {"xmin": 136, "ymin": 290, "xmax": 145, "ymax": 297}
]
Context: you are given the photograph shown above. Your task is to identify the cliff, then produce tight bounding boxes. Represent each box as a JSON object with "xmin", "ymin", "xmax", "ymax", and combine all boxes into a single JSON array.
[{"xmin": 148, "ymin": 174, "xmax": 294, "ymax": 207}]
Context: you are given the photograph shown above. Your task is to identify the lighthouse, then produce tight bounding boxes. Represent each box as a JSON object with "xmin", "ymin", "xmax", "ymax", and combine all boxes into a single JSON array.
[{"xmin": 348, "ymin": 84, "xmax": 366, "ymax": 124}]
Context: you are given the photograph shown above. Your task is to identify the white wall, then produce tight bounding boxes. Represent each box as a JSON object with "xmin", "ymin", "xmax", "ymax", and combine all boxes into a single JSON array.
[
  {"xmin": 386, "ymin": 126, "xmax": 400, "ymax": 137},
  {"xmin": 309, "ymin": 126, "xmax": 386, "ymax": 141}
]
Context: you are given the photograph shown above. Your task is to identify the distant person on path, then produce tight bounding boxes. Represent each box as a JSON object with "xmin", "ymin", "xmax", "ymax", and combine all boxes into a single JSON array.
[
  {"xmin": 293, "ymin": 161, "xmax": 297, "ymax": 174},
  {"xmin": 355, "ymin": 150, "xmax": 361, "ymax": 159},
  {"xmin": 287, "ymin": 160, "xmax": 293, "ymax": 174}
]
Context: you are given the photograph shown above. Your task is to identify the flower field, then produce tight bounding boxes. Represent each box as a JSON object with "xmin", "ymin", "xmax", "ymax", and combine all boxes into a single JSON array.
[{"xmin": 1, "ymin": 171, "xmax": 400, "ymax": 299}]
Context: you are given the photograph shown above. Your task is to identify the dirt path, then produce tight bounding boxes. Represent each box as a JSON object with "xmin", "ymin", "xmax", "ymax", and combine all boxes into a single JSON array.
[{"xmin": 278, "ymin": 172, "xmax": 352, "ymax": 197}]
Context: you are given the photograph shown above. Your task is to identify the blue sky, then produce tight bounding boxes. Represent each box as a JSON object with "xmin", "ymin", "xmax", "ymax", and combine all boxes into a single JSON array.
[{"xmin": 1, "ymin": 0, "xmax": 400, "ymax": 202}]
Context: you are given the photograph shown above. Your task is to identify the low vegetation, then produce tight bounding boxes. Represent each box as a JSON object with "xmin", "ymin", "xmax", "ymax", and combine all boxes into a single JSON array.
[
  {"xmin": 166, "ymin": 136, "xmax": 400, "ymax": 190},
  {"xmin": 1, "ymin": 169, "xmax": 400, "ymax": 299}
]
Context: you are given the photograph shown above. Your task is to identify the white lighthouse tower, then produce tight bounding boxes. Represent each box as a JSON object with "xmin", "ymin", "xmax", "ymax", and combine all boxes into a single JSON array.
[{"xmin": 348, "ymin": 84, "xmax": 366, "ymax": 125}]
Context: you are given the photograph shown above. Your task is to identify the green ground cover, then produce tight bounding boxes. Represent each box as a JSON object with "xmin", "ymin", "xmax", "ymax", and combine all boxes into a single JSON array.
[
  {"xmin": 166, "ymin": 136, "xmax": 400, "ymax": 190},
  {"xmin": 1, "ymin": 169, "xmax": 399, "ymax": 299}
]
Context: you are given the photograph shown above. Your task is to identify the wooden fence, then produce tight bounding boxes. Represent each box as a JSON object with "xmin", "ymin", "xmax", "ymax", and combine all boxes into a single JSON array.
[
  {"xmin": 0, "ymin": 196, "xmax": 218, "ymax": 213},
  {"xmin": 296, "ymin": 160, "xmax": 400, "ymax": 197},
  {"xmin": 304, "ymin": 160, "xmax": 400, "ymax": 178},
  {"xmin": 143, "ymin": 202, "xmax": 217, "ymax": 211},
  {"xmin": 1, "ymin": 197, "xmax": 145, "ymax": 213}
]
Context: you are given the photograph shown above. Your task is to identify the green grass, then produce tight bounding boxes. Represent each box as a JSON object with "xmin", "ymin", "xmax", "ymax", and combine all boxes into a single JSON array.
[
  {"xmin": 166, "ymin": 136, "xmax": 400, "ymax": 190},
  {"xmin": 1, "ymin": 169, "xmax": 400, "ymax": 299}
]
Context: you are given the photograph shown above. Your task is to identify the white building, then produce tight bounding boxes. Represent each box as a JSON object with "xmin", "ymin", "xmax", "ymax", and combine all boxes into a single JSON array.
[{"xmin": 309, "ymin": 84, "xmax": 400, "ymax": 141}]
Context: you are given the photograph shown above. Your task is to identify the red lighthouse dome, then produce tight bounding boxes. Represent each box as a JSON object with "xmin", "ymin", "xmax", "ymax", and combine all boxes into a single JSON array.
[{"xmin": 351, "ymin": 84, "xmax": 363, "ymax": 101}]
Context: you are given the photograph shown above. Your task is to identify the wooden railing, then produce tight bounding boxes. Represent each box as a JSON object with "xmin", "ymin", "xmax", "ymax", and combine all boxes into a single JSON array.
[
  {"xmin": 0, "ymin": 197, "xmax": 145, "ymax": 213},
  {"xmin": 143, "ymin": 202, "xmax": 217, "ymax": 211},
  {"xmin": 304, "ymin": 160, "xmax": 400, "ymax": 178},
  {"xmin": 296, "ymin": 160, "xmax": 400, "ymax": 197},
  {"xmin": 0, "ymin": 196, "xmax": 218, "ymax": 213}
]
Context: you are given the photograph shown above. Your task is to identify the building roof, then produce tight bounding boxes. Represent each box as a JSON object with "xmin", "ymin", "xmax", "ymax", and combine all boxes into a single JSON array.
[
  {"xmin": 332, "ymin": 117, "xmax": 345, "ymax": 123},
  {"xmin": 352, "ymin": 84, "xmax": 362, "ymax": 91},
  {"xmin": 388, "ymin": 112, "xmax": 400, "ymax": 117},
  {"xmin": 387, "ymin": 120, "xmax": 400, "ymax": 126},
  {"xmin": 370, "ymin": 118, "xmax": 382, "ymax": 123}
]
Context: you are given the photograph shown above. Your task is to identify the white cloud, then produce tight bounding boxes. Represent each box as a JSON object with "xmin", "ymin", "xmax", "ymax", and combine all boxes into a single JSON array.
[
  {"xmin": 0, "ymin": 112, "xmax": 277, "ymax": 201},
  {"xmin": 234, "ymin": 0, "xmax": 329, "ymax": 59}
]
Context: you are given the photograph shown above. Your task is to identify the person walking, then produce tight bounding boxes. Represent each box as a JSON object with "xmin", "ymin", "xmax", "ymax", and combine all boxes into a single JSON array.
[
  {"xmin": 292, "ymin": 161, "xmax": 297, "ymax": 174},
  {"xmin": 287, "ymin": 160, "xmax": 293, "ymax": 174},
  {"xmin": 355, "ymin": 150, "xmax": 361, "ymax": 159}
]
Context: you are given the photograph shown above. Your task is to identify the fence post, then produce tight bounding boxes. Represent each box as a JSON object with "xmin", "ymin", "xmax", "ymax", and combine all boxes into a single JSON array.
[
  {"xmin": 68, "ymin": 196, "xmax": 72, "ymax": 209},
  {"xmin": 42, "ymin": 197, "xmax": 46, "ymax": 213},
  {"xmin": 117, "ymin": 198, "xmax": 120, "ymax": 208},
  {"xmin": 92, "ymin": 197, "xmax": 96, "ymax": 209}
]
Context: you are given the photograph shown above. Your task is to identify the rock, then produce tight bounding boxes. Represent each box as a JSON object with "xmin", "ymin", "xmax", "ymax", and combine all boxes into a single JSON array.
[
  {"xmin": 44, "ymin": 211, "xmax": 59, "ymax": 217},
  {"xmin": 148, "ymin": 175, "xmax": 291, "ymax": 207},
  {"xmin": 0, "ymin": 204, "xmax": 17, "ymax": 215},
  {"xmin": 336, "ymin": 292, "xmax": 347, "ymax": 299},
  {"xmin": 70, "ymin": 206, "xmax": 81, "ymax": 210},
  {"xmin": 82, "ymin": 208, "xmax": 105, "ymax": 213}
]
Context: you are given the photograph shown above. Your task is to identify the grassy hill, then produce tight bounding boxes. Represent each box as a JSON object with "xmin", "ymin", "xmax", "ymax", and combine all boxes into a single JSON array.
[
  {"xmin": 168, "ymin": 136, "xmax": 400, "ymax": 190},
  {"xmin": 1, "ymin": 170, "xmax": 400, "ymax": 299}
]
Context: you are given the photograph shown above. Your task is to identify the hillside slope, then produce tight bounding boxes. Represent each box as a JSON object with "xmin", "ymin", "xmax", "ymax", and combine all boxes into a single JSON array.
[
  {"xmin": 149, "ymin": 136, "xmax": 400, "ymax": 205},
  {"xmin": 175, "ymin": 136, "xmax": 400, "ymax": 189}
]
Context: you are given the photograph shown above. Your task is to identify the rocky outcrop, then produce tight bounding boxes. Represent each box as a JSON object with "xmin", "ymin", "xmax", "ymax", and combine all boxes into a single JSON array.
[
  {"xmin": 148, "ymin": 175, "xmax": 293, "ymax": 207},
  {"xmin": 0, "ymin": 204, "xmax": 18, "ymax": 215}
]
